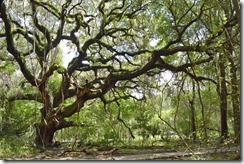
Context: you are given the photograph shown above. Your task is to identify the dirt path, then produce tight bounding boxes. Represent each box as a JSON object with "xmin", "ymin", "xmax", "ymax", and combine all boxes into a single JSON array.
[
  {"xmin": 112, "ymin": 146, "xmax": 240, "ymax": 160},
  {"xmin": 5, "ymin": 145, "xmax": 240, "ymax": 160}
]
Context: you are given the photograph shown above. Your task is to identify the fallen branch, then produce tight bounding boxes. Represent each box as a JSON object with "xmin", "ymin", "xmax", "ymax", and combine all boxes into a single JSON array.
[
  {"xmin": 58, "ymin": 149, "xmax": 92, "ymax": 157},
  {"xmin": 98, "ymin": 148, "xmax": 118, "ymax": 155},
  {"xmin": 58, "ymin": 148, "xmax": 118, "ymax": 157}
]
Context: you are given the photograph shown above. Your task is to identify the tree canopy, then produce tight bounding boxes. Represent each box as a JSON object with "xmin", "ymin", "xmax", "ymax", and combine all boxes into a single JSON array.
[{"xmin": 0, "ymin": 0, "xmax": 240, "ymax": 149}]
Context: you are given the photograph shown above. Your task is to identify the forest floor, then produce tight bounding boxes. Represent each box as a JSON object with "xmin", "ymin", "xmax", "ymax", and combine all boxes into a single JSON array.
[{"xmin": 4, "ymin": 144, "xmax": 240, "ymax": 161}]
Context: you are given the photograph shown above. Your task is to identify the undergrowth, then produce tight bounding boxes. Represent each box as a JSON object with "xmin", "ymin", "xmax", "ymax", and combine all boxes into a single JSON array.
[{"xmin": 0, "ymin": 135, "xmax": 38, "ymax": 159}]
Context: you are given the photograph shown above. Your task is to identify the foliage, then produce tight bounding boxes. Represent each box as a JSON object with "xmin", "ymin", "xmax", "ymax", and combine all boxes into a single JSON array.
[
  {"xmin": 0, "ymin": 0, "xmax": 240, "ymax": 159},
  {"xmin": 0, "ymin": 135, "xmax": 39, "ymax": 158}
]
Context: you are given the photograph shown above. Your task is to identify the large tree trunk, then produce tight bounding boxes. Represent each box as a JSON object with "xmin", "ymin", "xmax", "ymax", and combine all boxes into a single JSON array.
[
  {"xmin": 218, "ymin": 54, "xmax": 228, "ymax": 141},
  {"xmin": 34, "ymin": 111, "xmax": 75, "ymax": 148},
  {"xmin": 229, "ymin": 60, "xmax": 240, "ymax": 143},
  {"xmin": 225, "ymin": 30, "xmax": 240, "ymax": 144},
  {"xmin": 34, "ymin": 123, "xmax": 57, "ymax": 147},
  {"xmin": 224, "ymin": 0, "xmax": 240, "ymax": 144},
  {"xmin": 34, "ymin": 80, "xmax": 78, "ymax": 148},
  {"xmin": 35, "ymin": 81, "xmax": 59, "ymax": 147}
]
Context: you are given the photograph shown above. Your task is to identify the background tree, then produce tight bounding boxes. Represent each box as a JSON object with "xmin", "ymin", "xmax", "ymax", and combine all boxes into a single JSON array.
[
  {"xmin": 222, "ymin": 0, "xmax": 240, "ymax": 144},
  {"xmin": 0, "ymin": 0, "xmax": 240, "ymax": 148}
]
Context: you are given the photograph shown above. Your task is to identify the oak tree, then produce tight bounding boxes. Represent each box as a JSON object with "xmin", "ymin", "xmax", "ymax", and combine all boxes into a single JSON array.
[{"xmin": 0, "ymin": 0, "xmax": 239, "ymax": 147}]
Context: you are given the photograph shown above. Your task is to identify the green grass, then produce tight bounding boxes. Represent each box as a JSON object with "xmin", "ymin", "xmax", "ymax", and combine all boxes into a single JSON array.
[{"xmin": 0, "ymin": 135, "xmax": 39, "ymax": 159}]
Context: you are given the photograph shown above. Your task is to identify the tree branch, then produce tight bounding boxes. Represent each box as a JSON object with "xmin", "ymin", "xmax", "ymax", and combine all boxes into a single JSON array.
[
  {"xmin": 0, "ymin": 2, "xmax": 39, "ymax": 87},
  {"xmin": 8, "ymin": 92, "xmax": 42, "ymax": 103}
]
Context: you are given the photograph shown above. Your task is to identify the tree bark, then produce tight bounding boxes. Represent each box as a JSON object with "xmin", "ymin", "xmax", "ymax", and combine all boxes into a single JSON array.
[
  {"xmin": 232, "ymin": 0, "xmax": 241, "ymax": 26},
  {"xmin": 229, "ymin": 60, "xmax": 240, "ymax": 143},
  {"xmin": 221, "ymin": 0, "xmax": 240, "ymax": 144},
  {"xmin": 189, "ymin": 81, "xmax": 197, "ymax": 141},
  {"xmin": 34, "ymin": 123, "xmax": 56, "ymax": 147},
  {"xmin": 34, "ymin": 112, "xmax": 75, "ymax": 148},
  {"xmin": 225, "ymin": 30, "xmax": 240, "ymax": 143},
  {"xmin": 218, "ymin": 54, "xmax": 228, "ymax": 140}
]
